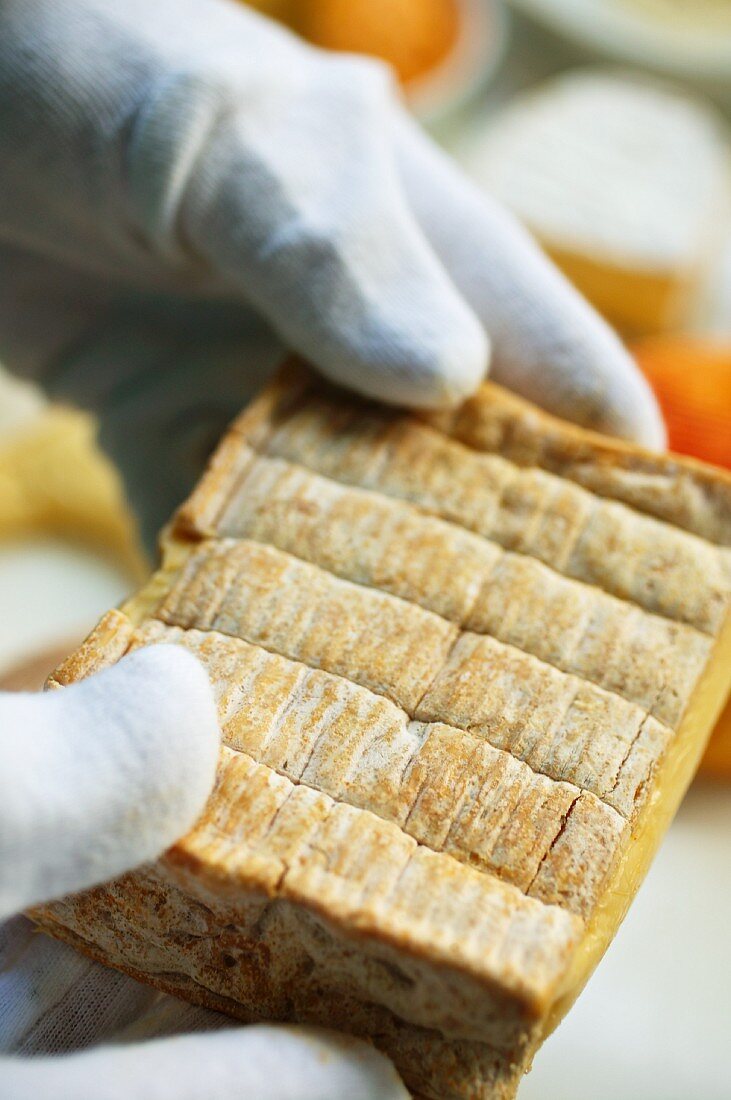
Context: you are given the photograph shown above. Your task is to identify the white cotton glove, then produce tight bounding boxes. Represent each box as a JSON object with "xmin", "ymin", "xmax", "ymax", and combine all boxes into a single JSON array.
[
  {"xmin": 0, "ymin": 654, "xmax": 408, "ymax": 1100},
  {"xmin": 0, "ymin": 0, "xmax": 664, "ymax": 544},
  {"xmin": 3, "ymin": 1025, "xmax": 407, "ymax": 1100}
]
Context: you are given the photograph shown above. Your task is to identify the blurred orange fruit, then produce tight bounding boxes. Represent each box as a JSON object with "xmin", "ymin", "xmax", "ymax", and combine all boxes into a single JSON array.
[
  {"xmin": 633, "ymin": 337, "xmax": 731, "ymax": 470},
  {"xmin": 299, "ymin": 0, "xmax": 460, "ymax": 85},
  {"xmin": 240, "ymin": 0, "xmax": 461, "ymax": 86}
]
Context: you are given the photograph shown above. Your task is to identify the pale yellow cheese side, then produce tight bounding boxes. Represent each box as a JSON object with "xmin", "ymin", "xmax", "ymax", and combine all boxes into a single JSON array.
[{"xmin": 547, "ymin": 607, "xmax": 731, "ymax": 1033}]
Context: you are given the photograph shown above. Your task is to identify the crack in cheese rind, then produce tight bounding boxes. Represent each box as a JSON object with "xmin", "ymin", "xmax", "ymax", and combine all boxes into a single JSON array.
[
  {"xmin": 34, "ymin": 697, "xmax": 582, "ymax": 1053},
  {"xmin": 125, "ymin": 619, "xmax": 626, "ymax": 918},
  {"xmin": 545, "ymin": 606, "xmax": 731, "ymax": 1036},
  {"xmin": 148, "ymin": 538, "xmax": 671, "ymax": 820},
  {"xmin": 176, "ymin": 749, "xmax": 578, "ymax": 1040},
  {"xmin": 156, "ymin": 538, "xmax": 460, "ymax": 715}
]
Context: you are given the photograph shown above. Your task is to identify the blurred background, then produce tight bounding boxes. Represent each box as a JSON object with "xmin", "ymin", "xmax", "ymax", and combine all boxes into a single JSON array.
[{"xmin": 1, "ymin": 2, "xmax": 730, "ymax": 1096}]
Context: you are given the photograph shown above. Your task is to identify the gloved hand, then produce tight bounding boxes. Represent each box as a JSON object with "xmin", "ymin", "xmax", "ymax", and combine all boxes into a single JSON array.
[
  {"xmin": 0, "ymin": 654, "xmax": 409, "ymax": 1100},
  {"xmin": 0, "ymin": 0, "xmax": 664, "ymax": 546},
  {"xmin": 0, "ymin": 2, "xmax": 664, "ymax": 1094}
]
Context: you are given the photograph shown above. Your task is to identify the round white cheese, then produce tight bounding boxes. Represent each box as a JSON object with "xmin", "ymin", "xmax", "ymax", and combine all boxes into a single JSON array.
[{"xmin": 467, "ymin": 70, "xmax": 730, "ymax": 273}]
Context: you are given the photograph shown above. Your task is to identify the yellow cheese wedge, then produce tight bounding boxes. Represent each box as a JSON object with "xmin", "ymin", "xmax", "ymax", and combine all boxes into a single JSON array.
[
  {"xmin": 0, "ymin": 404, "xmax": 146, "ymax": 580},
  {"xmin": 32, "ymin": 366, "xmax": 731, "ymax": 1099}
]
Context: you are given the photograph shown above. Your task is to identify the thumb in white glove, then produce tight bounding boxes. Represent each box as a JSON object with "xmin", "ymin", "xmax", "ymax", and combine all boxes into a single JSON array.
[{"xmin": 0, "ymin": 646, "xmax": 220, "ymax": 919}]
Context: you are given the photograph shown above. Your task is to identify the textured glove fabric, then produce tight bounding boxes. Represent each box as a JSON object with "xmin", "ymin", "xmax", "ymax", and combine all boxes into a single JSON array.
[
  {"xmin": 3, "ymin": 1019, "xmax": 408, "ymax": 1100},
  {"xmin": 0, "ymin": 0, "xmax": 664, "ymax": 538},
  {"xmin": 0, "ymin": 0, "xmax": 486, "ymax": 410}
]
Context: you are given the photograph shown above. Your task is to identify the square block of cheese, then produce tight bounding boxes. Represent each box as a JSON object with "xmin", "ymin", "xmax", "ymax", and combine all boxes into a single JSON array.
[{"xmin": 32, "ymin": 364, "xmax": 731, "ymax": 1099}]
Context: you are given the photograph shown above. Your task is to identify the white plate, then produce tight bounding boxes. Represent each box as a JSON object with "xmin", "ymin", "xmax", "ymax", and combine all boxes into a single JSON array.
[
  {"xmin": 510, "ymin": 0, "xmax": 731, "ymax": 82},
  {"xmin": 0, "ymin": 540, "xmax": 131, "ymax": 675}
]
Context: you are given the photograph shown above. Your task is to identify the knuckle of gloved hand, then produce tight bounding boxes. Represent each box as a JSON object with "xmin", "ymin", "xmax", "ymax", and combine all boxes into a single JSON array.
[
  {"xmin": 125, "ymin": 59, "xmax": 246, "ymax": 245},
  {"xmin": 315, "ymin": 51, "xmax": 396, "ymax": 120}
]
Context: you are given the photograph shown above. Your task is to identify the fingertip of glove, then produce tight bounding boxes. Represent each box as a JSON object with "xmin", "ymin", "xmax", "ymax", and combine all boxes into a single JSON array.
[
  {"xmin": 408, "ymin": 318, "xmax": 490, "ymax": 410},
  {"xmin": 492, "ymin": 294, "xmax": 667, "ymax": 452},
  {"xmin": 341, "ymin": 307, "xmax": 490, "ymax": 411},
  {"xmin": 587, "ymin": 344, "xmax": 668, "ymax": 452},
  {"xmin": 118, "ymin": 643, "xmax": 221, "ymax": 755},
  {"xmin": 2, "ymin": 647, "xmax": 222, "ymax": 908},
  {"xmin": 616, "ymin": 371, "xmax": 668, "ymax": 452},
  {"xmin": 623, "ymin": 401, "xmax": 667, "ymax": 452},
  {"xmin": 119, "ymin": 644, "xmax": 216, "ymax": 708},
  {"xmin": 98, "ymin": 646, "xmax": 221, "ymax": 837}
]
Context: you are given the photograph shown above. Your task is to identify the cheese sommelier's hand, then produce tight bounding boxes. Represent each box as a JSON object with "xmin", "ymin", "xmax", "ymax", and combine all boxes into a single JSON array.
[
  {"xmin": 0, "ymin": 0, "xmax": 664, "ymax": 545},
  {"xmin": 0, "ymin": 1, "xmax": 663, "ymax": 1095}
]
